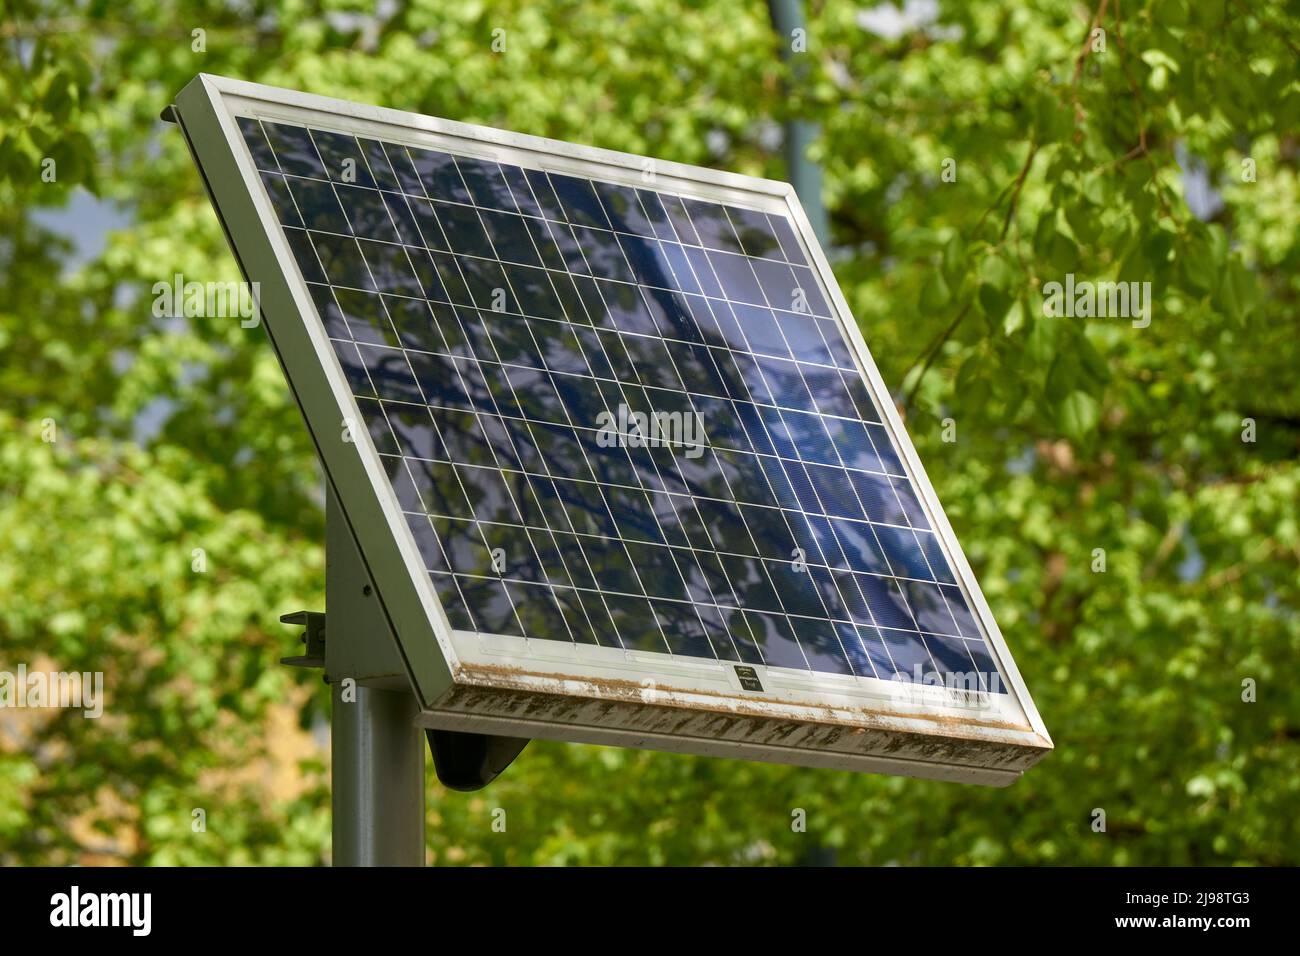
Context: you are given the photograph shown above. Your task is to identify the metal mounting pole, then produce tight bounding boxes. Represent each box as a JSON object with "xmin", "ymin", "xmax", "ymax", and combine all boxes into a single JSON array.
[
  {"xmin": 324, "ymin": 487, "xmax": 425, "ymax": 866},
  {"xmin": 767, "ymin": 0, "xmax": 830, "ymax": 248},
  {"xmin": 282, "ymin": 487, "xmax": 426, "ymax": 866},
  {"xmin": 331, "ymin": 681, "xmax": 424, "ymax": 866}
]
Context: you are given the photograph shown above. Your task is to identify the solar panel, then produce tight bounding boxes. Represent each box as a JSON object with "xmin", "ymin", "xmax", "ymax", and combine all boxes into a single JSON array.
[
  {"xmin": 172, "ymin": 75, "xmax": 1051, "ymax": 784},
  {"xmin": 238, "ymin": 115, "xmax": 1002, "ymax": 692}
]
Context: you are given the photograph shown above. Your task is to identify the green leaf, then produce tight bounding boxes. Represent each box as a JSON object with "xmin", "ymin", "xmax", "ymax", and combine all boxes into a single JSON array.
[
  {"xmin": 1143, "ymin": 229, "xmax": 1174, "ymax": 280},
  {"xmin": 1219, "ymin": 258, "xmax": 1259, "ymax": 325},
  {"xmin": 1065, "ymin": 199, "xmax": 1100, "ymax": 244},
  {"xmin": 1044, "ymin": 229, "xmax": 1079, "ymax": 273},
  {"xmin": 955, "ymin": 352, "xmax": 992, "ymax": 409},
  {"xmin": 1058, "ymin": 389, "xmax": 1100, "ymax": 440},
  {"xmin": 1076, "ymin": 331, "xmax": 1111, "ymax": 384},
  {"xmin": 1180, "ymin": 233, "xmax": 1216, "ymax": 293},
  {"xmin": 920, "ymin": 269, "xmax": 952, "ymax": 310},
  {"xmin": 978, "ymin": 252, "xmax": 1013, "ymax": 291},
  {"xmin": 941, "ymin": 234, "xmax": 967, "ymax": 286},
  {"xmin": 1140, "ymin": 49, "xmax": 1181, "ymax": 74},
  {"xmin": 1028, "ymin": 312, "xmax": 1062, "ymax": 365},
  {"xmin": 1003, "ymin": 298, "xmax": 1027, "ymax": 336},
  {"xmin": 1045, "ymin": 350, "xmax": 1079, "ymax": 403},
  {"xmin": 1031, "ymin": 90, "xmax": 1071, "ymax": 144},
  {"xmin": 977, "ymin": 281, "xmax": 1013, "ymax": 326}
]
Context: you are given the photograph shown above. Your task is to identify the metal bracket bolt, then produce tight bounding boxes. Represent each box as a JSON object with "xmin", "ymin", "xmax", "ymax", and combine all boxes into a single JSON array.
[{"xmin": 280, "ymin": 610, "xmax": 326, "ymax": 669}]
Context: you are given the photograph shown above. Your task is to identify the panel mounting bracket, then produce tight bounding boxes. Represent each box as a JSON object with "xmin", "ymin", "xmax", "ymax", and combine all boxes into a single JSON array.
[
  {"xmin": 279, "ymin": 610, "xmax": 326, "ymax": 669},
  {"xmin": 316, "ymin": 486, "xmax": 529, "ymax": 794}
]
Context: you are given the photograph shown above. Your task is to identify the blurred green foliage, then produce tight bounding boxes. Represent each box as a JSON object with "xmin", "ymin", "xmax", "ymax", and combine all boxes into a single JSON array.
[{"xmin": 0, "ymin": 0, "xmax": 1297, "ymax": 865}]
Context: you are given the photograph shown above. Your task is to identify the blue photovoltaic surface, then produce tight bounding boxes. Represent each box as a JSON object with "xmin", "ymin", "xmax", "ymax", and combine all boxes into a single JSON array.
[{"xmin": 238, "ymin": 116, "xmax": 1005, "ymax": 692}]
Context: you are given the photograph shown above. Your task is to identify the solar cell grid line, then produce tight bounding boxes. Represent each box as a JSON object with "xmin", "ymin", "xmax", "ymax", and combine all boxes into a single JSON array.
[
  {"xmin": 686, "ymin": 214, "xmax": 920, "ymax": 587},
  {"xmin": 714, "ymin": 426, "xmax": 892, "ymax": 677},
  {"xmin": 343, "ymin": 155, "xmax": 577, "ymax": 645},
  {"xmin": 435, "ymin": 179, "xmax": 720, "ymax": 662},
  {"xmin": 741, "ymin": 302, "xmax": 945, "ymax": 679},
  {"xmin": 683, "ymin": 212, "xmax": 953, "ymax": 682},
  {"xmin": 471, "ymin": 165, "xmax": 725, "ymax": 660},
  {"xmin": 367, "ymin": 141, "xmax": 607, "ymax": 638},
  {"xmin": 700, "ymin": 203, "xmax": 959, "ymax": 684},
  {"xmin": 243, "ymin": 115, "xmax": 506, "ymax": 636},
  {"xmin": 552, "ymin": 183, "xmax": 822, "ymax": 670},
  {"xmin": 441, "ymin": 355, "xmax": 624, "ymax": 646},
  {"xmin": 293, "ymin": 123, "xmax": 564, "ymax": 644},
  {"xmin": 499, "ymin": 167, "xmax": 765, "ymax": 664},
  {"xmin": 371, "ymin": 137, "xmax": 641, "ymax": 653},
  {"xmin": 377, "ymin": 182, "xmax": 620, "ymax": 651},
  {"xmin": 580, "ymin": 183, "xmax": 842, "ymax": 671},
  {"xmin": 556, "ymin": 356, "xmax": 764, "ymax": 658},
  {"xmin": 662, "ymin": 220, "xmax": 895, "ymax": 679},
  {"xmin": 533, "ymin": 183, "xmax": 775, "ymax": 633},
  {"xmin": 642, "ymin": 362, "xmax": 855, "ymax": 673},
  {"xmin": 473, "ymin": 164, "xmax": 930, "ymax": 671},
  {"xmin": 650, "ymin": 209, "xmax": 882, "ymax": 661},
  {"xmin": 615, "ymin": 199, "xmax": 871, "ymax": 676},
  {"xmin": 403, "ymin": 188, "xmax": 629, "ymax": 649},
  {"xmin": 401, "ymin": 144, "xmax": 730, "ymax": 662},
  {"xmin": 512, "ymin": 189, "xmax": 814, "ymax": 670},
  {"xmin": 236, "ymin": 114, "xmax": 1002, "ymax": 687},
  {"xmin": 527, "ymin": 196, "xmax": 748, "ymax": 574},
  {"xmin": 269, "ymin": 117, "xmax": 574, "ymax": 646},
  {"xmin": 723, "ymin": 211, "xmax": 988, "ymax": 686},
  {"xmin": 258, "ymin": 150, "xmax": 817, "ymax": 328},
  {"xmin": 496, "ymin": 265, "xmax": 842, "ymax": 655},
  {"xmin": 745, "ymin": 263, "xmax": 992, "ymax": 688},
  {"xmin": 267, "ymin": 186, "xmax": 871, "ymax": 420}
]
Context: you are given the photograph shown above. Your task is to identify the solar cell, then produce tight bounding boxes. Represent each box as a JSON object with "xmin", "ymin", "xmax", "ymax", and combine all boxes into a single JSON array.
[{"xmin": 237, "ymin": 115, "xmax": 1004, "ymax": 693}]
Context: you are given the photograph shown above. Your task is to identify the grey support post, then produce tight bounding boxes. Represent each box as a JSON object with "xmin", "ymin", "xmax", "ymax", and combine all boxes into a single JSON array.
[
  {"xmin": 282, "ymin": 486, "xmax": 426, "ymax": 867},
  {"xmin": 330, "ymin": 681, "xmax": 424, "ymax": 866}
]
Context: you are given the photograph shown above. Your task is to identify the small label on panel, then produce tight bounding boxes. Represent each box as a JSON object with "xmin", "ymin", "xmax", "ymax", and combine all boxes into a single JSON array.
[{"xmin": 734, "ymin": 665, "xmax": 764, "ymax": 692}]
